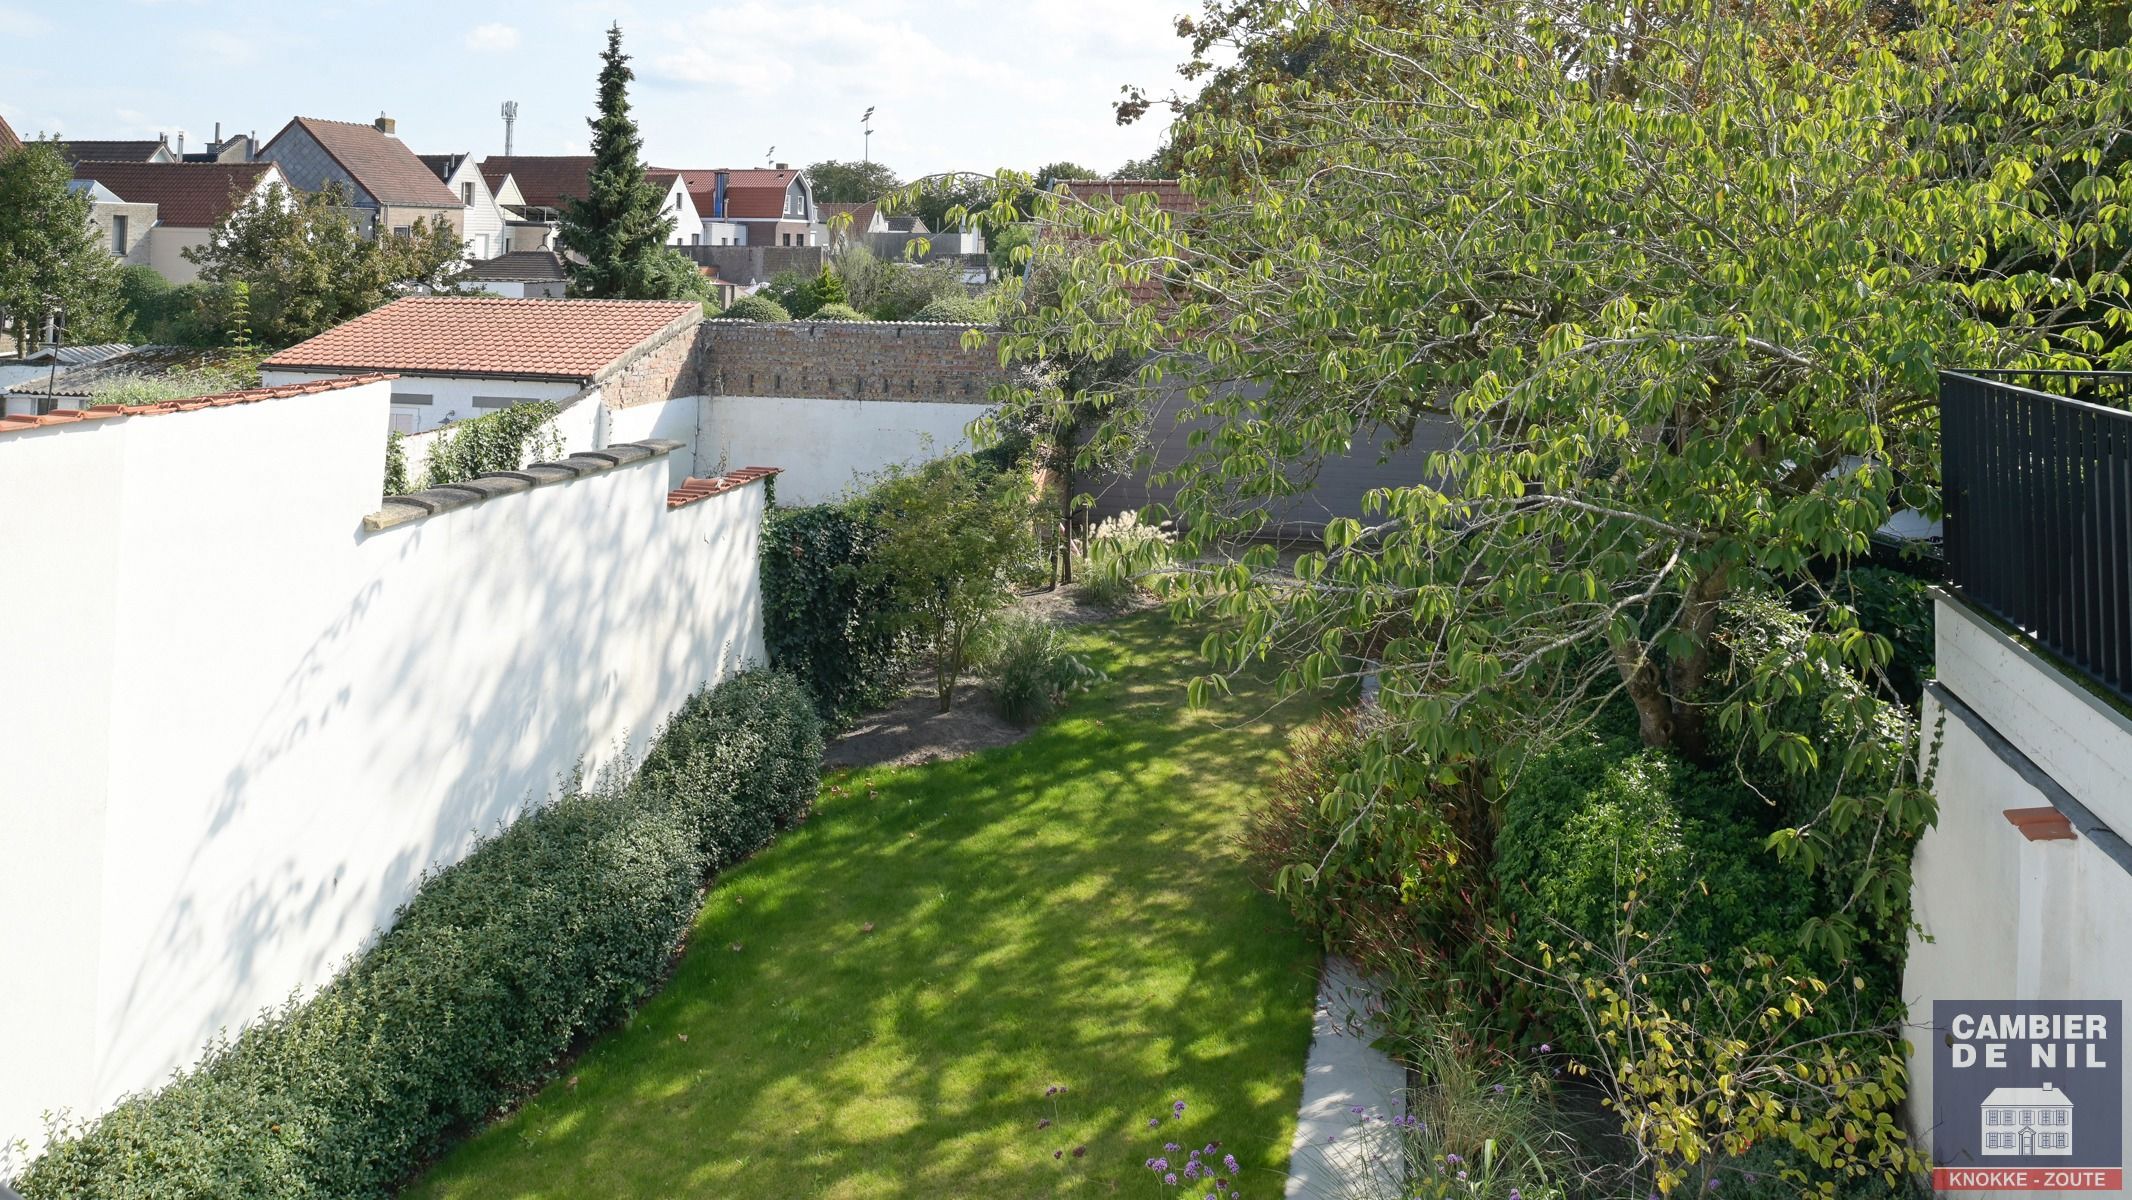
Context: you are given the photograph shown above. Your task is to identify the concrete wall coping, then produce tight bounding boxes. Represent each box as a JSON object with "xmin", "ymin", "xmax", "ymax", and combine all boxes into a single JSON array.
[{"xmin": 363, "ymin": 439, "xmax": 684, "ymax": 532}]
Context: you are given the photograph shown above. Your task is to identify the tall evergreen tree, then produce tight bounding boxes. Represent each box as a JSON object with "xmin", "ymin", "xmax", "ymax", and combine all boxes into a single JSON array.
[
  {"xmin": 559, "ymin": 24, "xmax": 709, "ymax": 301},
  {"xmin": 0, "ymin": 141, "xmax": 127, "ymax": 354}
]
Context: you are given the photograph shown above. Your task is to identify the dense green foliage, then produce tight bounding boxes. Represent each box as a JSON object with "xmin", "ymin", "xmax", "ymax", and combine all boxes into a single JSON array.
[
  {"xmin": 17, "ymin": 669, "xmax": 824, "ymax": 1200},
  {"xmin": 718, "ymin": 293, "xmax": 790, "ymax": 322},
  {"xmin": 115, "ymin": 265, "xmax": 226, "ymax": 346},
  {"xmin": 1835, "ymin": 567, "xmax": 1936, "ymax": 705},
  {"xmin": 186, "ymin": 183, "xmax": 466, "ymax": 347},
  {"xmin": 804, "ymin": 158, "xmax": 901, "ymax": 204},
  {"xmin": 809, "ymin": 301, "xmax": 867, "ymax": 321},
  {"xmin": 0, "ymin": 141, "xmax": 126, "ymax": 353},
  {"xmin": 979, "ymin": 611, "xmax": 1103, "ymax": 725},
  {"xmin": 416, "ymin": 402, "xmax": 564, "ymax": 491},
  {"xmin": 383, "ymin": 430, "xmax": 410, "ymax": 496},
  {"xmin": 759, "ymin": 504, "xmax": 902, "ymax": 723},
  {"xmin": 912, "ymin": 294, "xmax": 992, "ymax": 324},
  {"xmin": 400, "ymin": 611, "xmax": 1320, "ymax": 1200},
  {"xmin": 557, "ymin": 25, "xmax": 710, "ymax": 302}
]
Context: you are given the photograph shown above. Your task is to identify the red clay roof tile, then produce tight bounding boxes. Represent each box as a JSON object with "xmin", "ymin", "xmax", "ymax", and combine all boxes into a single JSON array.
[
  {"xmin": 0, "ymin": 373, "xmax": 395, "ymax": 440},
  {"xmin": 268, "ymin": 117, "xmax": 462, "ymax": 208},
  {"xmin": 666, "ymin": 466, "xmax": 782, "ymax": 510},
  {"xmin": 69, "ymin": 161, "xmax": 280, "ymax": 227},
  {"xmin": 262, "ymin": 297, "xmax": 702, "ymax": 382}
]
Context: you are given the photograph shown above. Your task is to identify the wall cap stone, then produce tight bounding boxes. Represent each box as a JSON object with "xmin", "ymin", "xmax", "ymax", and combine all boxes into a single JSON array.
[{"xmin": 363, "ymin": 439, "xmax": 681, "ymax": 532}]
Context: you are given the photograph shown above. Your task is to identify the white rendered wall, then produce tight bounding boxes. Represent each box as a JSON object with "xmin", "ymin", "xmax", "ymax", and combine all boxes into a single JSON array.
[
  {"xmin": 699, "ymin": 394, "xmax": 987, "ymax": 504},
  {"xmin": 604, "ymin": 395, "xmax": 708, "ymax": 486},
  {"xmin": 0, "ymin": 381, "xmax": 768, "ymax": 1155},
  {"xmin": 1901, "ymin": 594, "xmax": 2132, "ymax": 1193}
]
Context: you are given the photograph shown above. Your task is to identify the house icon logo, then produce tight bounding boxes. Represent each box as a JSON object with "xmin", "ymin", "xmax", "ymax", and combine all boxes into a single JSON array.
[
  {"xmin": 1933, "ymin": 1001, "xmax": 2120, "ymax": 1192},
  {"xmin": 1981, "ymin": 1083, "xmax": 2074, "ymax": 1156}
]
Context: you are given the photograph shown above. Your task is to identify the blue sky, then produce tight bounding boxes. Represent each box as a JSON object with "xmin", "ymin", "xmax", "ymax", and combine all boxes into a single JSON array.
[{"xmin": 0, "ymin": 0, "xmax": 1192, "ymax": 178}]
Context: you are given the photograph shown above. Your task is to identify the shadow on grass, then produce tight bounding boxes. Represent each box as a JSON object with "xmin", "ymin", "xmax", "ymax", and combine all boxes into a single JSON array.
[{"xmin": 405, "ymin": 611, "xmax": 1324, "ymax": 1200}]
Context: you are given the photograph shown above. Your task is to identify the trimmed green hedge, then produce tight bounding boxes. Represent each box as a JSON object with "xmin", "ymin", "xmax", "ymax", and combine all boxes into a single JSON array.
[
  {"xmin": 759, "ymin": 504, "xmax": 904, "ymax": 723},
  {"xmin": 17, "ymin": 670, "xmax": 823, "ymax": 1200}
]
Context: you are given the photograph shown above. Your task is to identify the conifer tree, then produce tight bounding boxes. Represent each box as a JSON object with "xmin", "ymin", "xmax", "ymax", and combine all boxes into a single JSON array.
[{"xmin": 559, "ymin": 24, "xmax": 709, "ymax": 301}]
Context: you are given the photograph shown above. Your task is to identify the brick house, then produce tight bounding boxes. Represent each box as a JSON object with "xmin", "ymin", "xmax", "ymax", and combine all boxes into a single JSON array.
[
  {"xmin": 67, "ymin": 161, "xmax": 291, "ymax": 283},
  {"xmin": 661, "ymin": 165, "xmax": 821, "ymax": 248},
  {"xmin": 257, "ymin": 115, "xmax": 463, "ymax": 240}
]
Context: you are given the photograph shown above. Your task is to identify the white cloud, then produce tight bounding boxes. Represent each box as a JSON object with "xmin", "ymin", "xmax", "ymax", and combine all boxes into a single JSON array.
[{"xmin": 465, "ymin": 22, "xmax": 520, "ymax": 53}]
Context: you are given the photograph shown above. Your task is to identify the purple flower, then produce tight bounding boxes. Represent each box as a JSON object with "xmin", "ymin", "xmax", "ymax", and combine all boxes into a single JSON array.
[
  {"xmin": 1184, "ymin": 1160, "xmax": 1201, "ymax": 1179},
  {"xmin": 1072, "ymin": 1146, "xmax": 1086, "ymax": 1159},
  {"xmin": 1493, "ymin": 1084, "xmax": 1505, "ymax": 1094},
  {"xmin": 1706, "ymin": 1180, "xmax": 1720, "ymax": 1192},
  {"xmin": 1224, "ymin": 1154, "xmax": 1241, "ymax": 1174},
  {"xmin": 1165, "ymin": 1143, "xmax": 1180, "ymax": 1153},
  {"xmin": 1511, "ymin": 1190, "xmax": 1524, "ymax": 1200},
  {"xmin": 1052, "ymin": 1150, "xmax": 1063, "ymax": 1160},
  {"xmin": 1446, "ymin": 1154, "xmax": 1463, "ymax": 1165},
  {"xmin": 1149, "ymin": 1117, "xmax": 1162, "ymax": 1129},
  {"xmin": 1152, "ymin": 1158, "xmax": 1169, "ymax": 1171},
  {"xmin": 1458, "ymin": 1171, "xmax": 1469, "ymax": 1181},
  {"xmin": 1538, "ymin": 1043, "xmax": 1551, "ymax": 1053},
  {"xmin": 1350, "ymin": 1105, "xmax": 1366, "ymax": 1115},
  {"xmin": 1173, "ymin": 1099, "xmax": 1188, "ymax": 1115},
  {"xmin": 1164, "ymin": 1174, "xmax": 1178, "ymax": 1186}
]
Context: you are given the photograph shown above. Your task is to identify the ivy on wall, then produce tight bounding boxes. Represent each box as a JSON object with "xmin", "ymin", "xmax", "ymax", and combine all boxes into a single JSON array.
[{"xmin": 417, "ymin": 402, "xmax": 565, "ymax": 491}]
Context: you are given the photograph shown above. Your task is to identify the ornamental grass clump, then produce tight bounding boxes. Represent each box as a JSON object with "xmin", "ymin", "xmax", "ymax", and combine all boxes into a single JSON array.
[{"xmin": 981, "ymin": 611, "xmax": 1104, "ymax": 726}]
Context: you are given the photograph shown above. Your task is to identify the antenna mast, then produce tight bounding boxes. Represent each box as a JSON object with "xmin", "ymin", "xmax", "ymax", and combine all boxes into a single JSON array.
[{"xmin": 501, "ymin": 101, "xmax": 519, "ymax": 156}]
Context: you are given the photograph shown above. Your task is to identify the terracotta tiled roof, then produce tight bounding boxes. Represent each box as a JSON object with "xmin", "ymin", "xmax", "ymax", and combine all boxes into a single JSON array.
[
  {"xmin": 267, "ymin": 117, "xmax": 461, "ymax": 208},
  {"xmin": 56, "ymin": 139, "xmax": 167, "ymax": 164},
  {"xmin": 69, "ymin": 161, "xmax": 280, "ymax": 227},
  {"xmin": 478, "ymin": 155, "xmax": 595, "ymax": 210},
  {"xmin": 667, "ymin": 466, "xmax": 781, "ymax": 510},
  {"xmin": 263, "ymin": 297, "xmax": 703, "ymax": 382},
  {"xmin": 721, "ymin": 168, "xmax": 799, "ymax": 220},
  {"xmin": 1060, "ymin": 179, "xmax": 1199, "ymax": 214},
  {"xmin": 0, "ymin": 373, "xmax": 396, "ymax": 439},
  {"xmin": 0, "ymin": 114, "xmax": 21, "ymax": 156}
]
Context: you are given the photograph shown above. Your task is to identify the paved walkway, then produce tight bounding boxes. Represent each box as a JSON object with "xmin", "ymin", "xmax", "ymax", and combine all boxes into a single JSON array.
[{"xmin": 1285, "ymin": 957, "xmax": 1408, "ymax": 1199}]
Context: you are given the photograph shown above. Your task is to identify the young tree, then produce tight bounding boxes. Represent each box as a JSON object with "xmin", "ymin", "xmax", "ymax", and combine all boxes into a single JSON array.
[
  {"xmin": 1032, "ymin": 161, "xmax": 1102, "ymax": 188},
  {"xmin": 861, "ymin": 457, "xmax": 1036, "ymax": 712},
  {"xmin": 560, "ymin": 24, "xmax": 710, "ymax": 302},
  {"xmin": 0, "ymin": 141, "xmax": 126, "ymax": 354},
  {"xmin": 186, "ymin": 183, "xmax": 466, "ymax": 346},
  {"xmin": 806, "ymin": 159, "xmax": 902, "ymax": 203},
  {"xmin": 1002, "ymin": 0, "xmax": 2132, "ymax": 940}
]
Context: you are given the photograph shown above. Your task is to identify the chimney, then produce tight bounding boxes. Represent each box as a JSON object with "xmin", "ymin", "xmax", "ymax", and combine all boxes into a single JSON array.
[
  {"xmin": 176, "ymin": 130, "xmax": 185, "ymax": 156},
  {"xmin": 374, "ymin": 113, "xmax": 397, "ymax": 135},
  {"xmin": 213, "ymin": 121, "xmax": 222, "ymax": 145},
  {"xmin": 775, "ymin": 162, "xmax": 789, "ymax": 170}
]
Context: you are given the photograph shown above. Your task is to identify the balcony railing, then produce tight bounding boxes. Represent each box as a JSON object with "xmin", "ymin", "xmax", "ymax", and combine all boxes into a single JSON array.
[{"xmin": 1941, "ymin": 370, "xmax": 2132, "ymax": 704}]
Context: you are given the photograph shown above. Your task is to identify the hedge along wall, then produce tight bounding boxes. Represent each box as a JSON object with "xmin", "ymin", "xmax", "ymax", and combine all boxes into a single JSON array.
[
  {"xmin": 16, "ymin": 668, "xmax": 825, "ymax": 1200},
  {"xmin": 0, "ymin": 376, "xmax": 773, "ymax": 1159}
]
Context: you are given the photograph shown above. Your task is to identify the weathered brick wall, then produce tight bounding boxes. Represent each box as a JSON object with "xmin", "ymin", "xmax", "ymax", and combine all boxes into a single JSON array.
[
  {"xmin": 695, "ymin": 320, "xmax": 1005, "ymax": 404},
  {"xmin": 602, "ymin": 320, "xmax": 708, "ymax": 409}
]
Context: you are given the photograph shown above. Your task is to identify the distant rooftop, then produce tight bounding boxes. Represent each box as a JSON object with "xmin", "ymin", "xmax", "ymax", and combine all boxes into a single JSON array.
[
  {"xmin": 263, "ymin": 297, "xmax": 703, "ymax": 382},
  {"xmin": 69, "ymin": 161, "xmax": 280, "ymax": 227},
  {"xmin": 462, "ymin": 251, "xmax": 569, "ymax": 283}
]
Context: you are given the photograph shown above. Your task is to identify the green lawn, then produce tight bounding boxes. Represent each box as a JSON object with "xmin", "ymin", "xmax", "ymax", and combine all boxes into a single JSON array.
[{"xmin": 405, "ymin": 610, "xmax": 1323, "ymax": 1200}]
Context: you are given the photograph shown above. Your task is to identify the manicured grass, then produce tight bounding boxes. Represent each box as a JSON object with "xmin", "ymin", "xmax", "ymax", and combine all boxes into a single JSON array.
[{"xmin": 405, "ymin": 610, "xmax": 1323, "ymax": 1200}]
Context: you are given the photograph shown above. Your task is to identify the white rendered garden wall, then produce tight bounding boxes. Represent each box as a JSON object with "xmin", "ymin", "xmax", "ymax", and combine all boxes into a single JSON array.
[{"xmin": 0, "ymin": 379, "xmax": 768, "ymax": 1155}]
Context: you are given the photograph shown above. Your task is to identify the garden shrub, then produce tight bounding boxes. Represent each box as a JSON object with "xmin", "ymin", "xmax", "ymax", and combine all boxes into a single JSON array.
[
  {"xmin": 759, "ymin": 504, "xmax": 904, "ymax": 723},
  {"xmin": 382, "ymin": 430, "xmax": 409, "ymax": 496},
  {"xmin": 1074, "ymin": 510, "xmax": 1172, "ymax": 610},
  {"xmin": 719, "ymin": 294, "xmax": 790, "ymax": 323},
  {"xmin": 912, "ymin": 295, "xmax": 991, "ymax": 324},
  {"xmin": 630, "ymin": 669, "xmax": 825, "ymax": 870},
  {"xmin": 1832, "ymin": 566, "xmax": 1934, "ymax": 705},
  {"xmin": 809, "ymin": 302, "xmax": 868, "ymax": 321},
  {"xmin": 979, "ymin": 612, "xmax": 1103, "ymax": 726},
  {"xmin": 419, "ymin": 402, "xmax": 563, "ymax": 490},
  {"xmin": 15, "ymin": 669, "xmax": 822, "ymax": 1200}
]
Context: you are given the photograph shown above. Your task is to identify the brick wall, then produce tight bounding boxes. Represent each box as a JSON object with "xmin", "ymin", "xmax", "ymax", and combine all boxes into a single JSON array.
[
  {"xmin": 695, "ymin": 320, "xmax": 1004, "ymax": 404},
  {"xmin": 601, "ymin": 319, "xmax": 708, "ymax": 410}
]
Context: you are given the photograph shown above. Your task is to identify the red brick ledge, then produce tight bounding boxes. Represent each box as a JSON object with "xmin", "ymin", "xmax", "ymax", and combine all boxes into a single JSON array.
[
  {"xmin": 0, "ymin": 372, "xmax": 399, "ymax": 437},
  {"xmin": 667, "ymin": 466, "xmax": 782, "ymax": 510}
]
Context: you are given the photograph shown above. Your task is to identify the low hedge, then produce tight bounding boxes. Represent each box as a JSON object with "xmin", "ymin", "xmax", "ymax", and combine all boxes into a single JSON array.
[{"xmin": 17, "ymin": 670, "xmax": 823, "ymax": 1200}]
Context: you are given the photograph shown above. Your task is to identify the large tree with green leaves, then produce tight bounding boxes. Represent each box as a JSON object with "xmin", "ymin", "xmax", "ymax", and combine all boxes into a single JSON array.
[
  {"xmin": 805, "ymin": 159, "xmax": 902, "ymax": 204},
  {"xmin": 1000, "ymin": 0, "xmax": 2132, "ymax": 947},
  {"xmin": 0, "ymin": 141, "xmax": 127, "ymax": 354},
  {"xmin": 186, "ymin": 183, "xmax": 467, "ymax": 347},
  {"xmin": 560, "ymin": 24, "xmax": 709, "ymax": 302}
]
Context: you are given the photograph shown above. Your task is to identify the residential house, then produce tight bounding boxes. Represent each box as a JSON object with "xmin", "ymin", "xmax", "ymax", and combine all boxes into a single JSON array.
[
  {"xmin": 461, "ymin": 250, "xmax": 569, "ymax": 300},
  {"xmin": 261, "ymin": 296, "xmax": 701, "ymax": 435},
  {"xmin": 820, "ymin": 200, "xmax": 887, "ymax": 250},
  {"xmin": 68, "ymin": 179, "xmax": 158, "ymax": 269},
  {"xmin": 55, "ymin": 138, "xmax": 177, "ymax": 165},
  {"xmin": 257, "ymin": 115, "xmax": 463, "ymax": 240},
  {"xmin": 476, "ymin": 156, "xmax": 710, "ymax": 251},
  {"xmin": 420, "ymin": 153, "xmax": 509, "ymax": 260},
  {"xmin": 1979, "ymin": 1085, "xmax": 2074, "ymax": 1156},
  {"xmin": 661, "ymin": 165, "xmax": 821, "ymax": 247},
  {"xmin": 68, "ymin": 161, "xmax": 290, "ymax": 283}
]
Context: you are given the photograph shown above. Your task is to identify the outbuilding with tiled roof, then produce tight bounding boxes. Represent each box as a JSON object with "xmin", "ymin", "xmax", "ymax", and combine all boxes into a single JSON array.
[
  {"xmin": 258, "ymin": 115, "xmax": 463, "ymax": 241},
  {"xmin": 261, "ymin": 296, "xmax": 703, "ymax": 434}
]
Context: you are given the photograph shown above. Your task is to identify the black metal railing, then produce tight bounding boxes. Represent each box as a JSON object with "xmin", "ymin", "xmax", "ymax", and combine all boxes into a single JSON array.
[{"xmin": 1941, "ymin": 370, "xmax": 2132, "ymax": 703}]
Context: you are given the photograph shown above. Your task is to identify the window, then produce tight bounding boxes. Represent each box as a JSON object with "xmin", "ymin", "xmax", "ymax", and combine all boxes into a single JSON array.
[
  {"xmin": 389, "ymin": 410, "xmax": 418, "ymax": 435},
  {"xmin": 691, "ymin": 233, "xmax": 701, "ymax": 245},
  {"xmin": 392, "ymin": 226, "xmax": 413, "ymax": 238},
  {"xmin": 2022, "ymin": 1110, "xmax": 2033, "ymax": 1125},
  {"xmin": 111, "ymin": 214, "xmax": 129, "ymax": 255},
  {"xmin": 471, "ymin": 396, "xmax": 518, "ymax": 410},
  {"xmin": 34, "ymin": 395, "xmax": 62, "ymax": 415},
  {"xmin": 462, "ymin": 181, "xmax": 475, "ymax": 205},
  {"xmin": 390, "ymin": 392, "xmax": 435, "ymax": 406},
  {"xmin": 1986, "ymin": 1110, "xmax": 1999, "ymax": 1126}
]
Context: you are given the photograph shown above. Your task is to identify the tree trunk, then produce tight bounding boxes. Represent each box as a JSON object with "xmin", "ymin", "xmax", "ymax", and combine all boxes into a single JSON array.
[
  {"xmin": 1611, "ymin": 633, "xmax": 1674, "ymax": 749},
  {"xmin": 1663, "ymin": 565, "xmax": 1732, "ymax": 762}
]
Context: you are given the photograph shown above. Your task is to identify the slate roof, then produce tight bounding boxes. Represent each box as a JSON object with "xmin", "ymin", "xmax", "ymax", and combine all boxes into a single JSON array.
[
  {"xmin": 462, "ymin": 250, "xmax": 569, "ymax": 283},
  {"xmin": 265, "ymin": 117, "xmax": 461, "ymax": 208},
  {"xmin": 477, "ymin": 155, "xmax": 595, "ymax": 210},
  {"xmin": 263, "ymin": 297, "xmax": 703, "ymax": 382},
  {"xmin": 68, "ymin": 162, "xmax": 279, "ymax": 227},
  {"xmin": 0, "ymin": 114, "xmax": 21, "ymax": 156},
  {"xmin": 56, "ymin": 139, "xmax": 167, "ymax": 164},
  {"xmin": 22, "ymin": 343, "xmax": 136, "ymax": 368},
  {"xmin": 0, "ymin": 374, "xmax": 396, "ymax": 438},
  {"xmin": 419, "ymin": 152, "xmax": 471, "ymax": 183},
  {"xmin": 5, "ymin": 346, "xmax": 228, "ymax": 399}
]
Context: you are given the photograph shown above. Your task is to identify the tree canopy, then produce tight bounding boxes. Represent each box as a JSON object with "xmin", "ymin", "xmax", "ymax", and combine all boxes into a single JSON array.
[
  {"xmin": 0, "ymin": 141, "xmax": 126, "ymax": 353},
  {"xmin": 805, "ymin": 159, "xmax": 902, "ymax": 204},
  {"xmin": 559, "ymin": 24, "xmax": 710, "ymax": 302},
  {"xmin": 997, "ymin": 0, "xmax": 2132, "ymax": 951}
]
